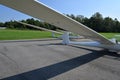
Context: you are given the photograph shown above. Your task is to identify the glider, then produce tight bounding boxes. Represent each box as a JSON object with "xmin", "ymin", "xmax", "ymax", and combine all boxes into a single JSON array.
[{"xmin": 0, "ymin": 0, "xmax": 120, "ymax": 52}]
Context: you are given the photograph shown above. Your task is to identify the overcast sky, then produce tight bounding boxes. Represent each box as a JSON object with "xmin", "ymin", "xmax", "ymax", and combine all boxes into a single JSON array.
[{"xmin": 0, "ymin": 0, "xmax": 120, "ymax": 22}]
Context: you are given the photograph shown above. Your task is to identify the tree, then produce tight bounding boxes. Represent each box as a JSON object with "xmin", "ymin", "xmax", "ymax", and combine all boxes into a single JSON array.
[
  {"xmin": 89, "ymin": 12, "xmax": 104, "ymax": 32},
  {"xmin": 113, "ymin": 18, "xmax": 120, "ymax": 32},
  {"xmin": 4, "ymin": 21, "xmax": 14, "ymax": 29},
  {"xmin": 0, "ymin": 22, "xmax": 4, "ymax": 27},
  {"xmin": 76, "ymin": 15, "xmax": 85, "ymax": 23},
  {"xmin": 103, "ymin": 17, "xmax": 114, "ymax": 32}
]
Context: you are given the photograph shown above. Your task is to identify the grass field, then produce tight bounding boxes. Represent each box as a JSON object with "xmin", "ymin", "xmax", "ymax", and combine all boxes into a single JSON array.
[
  {"xmin": 0, "ymin": 29, "xmax": 53, "ymax": 40},
  {"xmin": 0, "ymin": 29, "xmax": 120, "ymax": 41},
  {"xmin": 101, "ymin": 33, "xmax": 120, "ymax": 41}
]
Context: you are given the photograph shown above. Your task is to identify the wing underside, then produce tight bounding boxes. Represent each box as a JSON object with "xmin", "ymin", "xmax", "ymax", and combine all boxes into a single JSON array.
[{"xmin": 0, "ymin": 0, "xmax": 115, "ymax": 45}]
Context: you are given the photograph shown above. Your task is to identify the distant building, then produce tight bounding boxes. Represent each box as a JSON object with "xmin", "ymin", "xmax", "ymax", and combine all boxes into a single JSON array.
[{"xmin": 0, "ymin": 27, "xmax": 6, "ymax": 29}]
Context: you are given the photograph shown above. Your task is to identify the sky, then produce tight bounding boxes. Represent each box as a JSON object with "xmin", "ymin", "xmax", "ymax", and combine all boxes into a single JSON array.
[{"xmin": 0, "ymin": 0, "xmax": 120, "ymax": 22}]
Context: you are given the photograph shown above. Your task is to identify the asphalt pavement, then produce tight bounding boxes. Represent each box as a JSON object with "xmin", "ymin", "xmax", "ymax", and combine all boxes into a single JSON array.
[{"xmin": 0, "ymin": 39, "xmax": 120, "ymax": 80}]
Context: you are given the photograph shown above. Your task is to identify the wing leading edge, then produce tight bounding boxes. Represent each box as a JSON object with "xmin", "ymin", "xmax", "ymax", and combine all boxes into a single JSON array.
[{"xmin": 0, "ymin": 0, "xmax": 115, "ymax": 45}]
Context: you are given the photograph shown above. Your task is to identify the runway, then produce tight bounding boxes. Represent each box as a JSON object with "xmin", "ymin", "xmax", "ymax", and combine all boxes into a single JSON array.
[{"xmin": 0, "ymin": 39, "xmax": 120, "ymax": 80}]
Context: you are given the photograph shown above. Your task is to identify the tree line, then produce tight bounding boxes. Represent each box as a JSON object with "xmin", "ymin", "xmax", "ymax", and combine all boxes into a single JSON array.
[
  {"xmin": 0, "ymin": 18, "xmax": 60, "ymax": 30},
  {"xmin": 67, "ymin": 12, "xmax": 120, "ymax": 32},
  {"xmin": 0, "ymin": 12, "xmax": 120, "ymax": 32}
]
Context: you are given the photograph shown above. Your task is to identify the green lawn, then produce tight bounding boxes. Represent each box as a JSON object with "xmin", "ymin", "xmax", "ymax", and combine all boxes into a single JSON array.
[
  {"xmin": 101, "ymin": 33, "xmax": 120, "ymax": 41},
  {"xmin": 0, "ymin": 29, "xmax": 120, "ymax": 41},
  {"xmin": 0, "ymin": 29, "xmax": 53, "ymax": 40}
]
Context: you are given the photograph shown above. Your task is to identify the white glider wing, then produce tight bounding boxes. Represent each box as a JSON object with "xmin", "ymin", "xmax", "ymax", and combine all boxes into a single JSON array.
[
  {"xmin": 0, "ymin": 0, "xmax": 115, "ymax": 45},
  {"xmin": 16, "ymin": 21, "xmax": 63, "ymax": 34}
]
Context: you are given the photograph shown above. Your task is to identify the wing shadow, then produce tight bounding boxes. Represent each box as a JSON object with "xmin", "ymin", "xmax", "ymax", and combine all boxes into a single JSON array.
[{"xmin": 2, "ymin": 50, "xmax": 104, "ymax": 80}]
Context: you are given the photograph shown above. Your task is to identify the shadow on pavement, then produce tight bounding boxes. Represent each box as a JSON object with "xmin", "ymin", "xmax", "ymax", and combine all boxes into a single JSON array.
[
  {"xmin": 1, "ymin": 50, "xmax": 104, "ymax": 80},
  {"xmin": 70, "ymin": 45, "xmax": 120, "ymax": 61}
]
